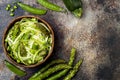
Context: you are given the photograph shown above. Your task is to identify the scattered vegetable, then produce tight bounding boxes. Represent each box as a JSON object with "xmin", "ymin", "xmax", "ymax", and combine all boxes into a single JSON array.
[
  {"xmin": 10, "ymin": 13, "xmax": 14, "ymax": 16},
  {"xmin": 63, "ymin": 0, "xmax": 83, "ymax": 18},
  {"xmin": 33, "ymin": 64, "xmax": 71, "ymax": 80},
  {"xmin": 46, "ymin": 48, "xmax": 76, "ymax": 80},
  {"xmin": 10, "ymin": 8, "xmax": 14, "ymax": 12},
  {"xmin": 5, "ymin": 7, "xmax": 10, "ymax": 11},
  {"xmin": 5, "ymin": 3, "xmax": 18, "ymax": 16},
  {"xmin": 29, "ymin": 59, "xmax": 66, "ymax": 80},
  {"xmin": 68, "ymin": 48, "xmax": 76, "ymax": 66},
  {"xmin": 4, "ymin": 60, "xmax": 26, "ymax": 76},
  {"xmin": 47, "ymin": 70, "xmax": 67, "ymax": 80},
  {"xmin": 37, "ymin": 0, "xmax": 65, "ymax": 12},
  {"xmin": 17, "ymin": 2, "xmax": 47, "ymax": 15},
  {"xmin": 5, "ymin": 0, "xmax": 83, "ymax": 17},
  {"xmin": 5, "ymin": 18, "xmax": 52, "ymax": 65},
  {"xmin": 5, "ymin": 4, "xmax": 11, "ymax": 11},
  {"xmin": 13, "ymin": 5, "xmax": 17, "ymax": 9},
  {"xmin": 64, "ymin": 59, "xmax": 83, "ymax": 80},
  {"xmin": 7, "ymin": 4, "xmax": 11, "ymax": 8}
]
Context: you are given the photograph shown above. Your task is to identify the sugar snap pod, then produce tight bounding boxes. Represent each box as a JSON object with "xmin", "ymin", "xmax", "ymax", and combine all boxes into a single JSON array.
[
  {"xmin": 5, "ymin": 60, "xmax": 26, "ymax": 76},
  {"xmin": 17, "ymin": 2, "xmax": 47, "ymax": 15},
  {"xmin": 29, "ymin": 59, "xmax": 66, "ymax": 80},
  {"xmin": 37, "ymin": 0, "xmax": 65, "ymax": 12}
]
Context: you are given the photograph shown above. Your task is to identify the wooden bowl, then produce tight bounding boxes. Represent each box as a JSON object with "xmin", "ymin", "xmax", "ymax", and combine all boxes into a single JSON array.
[{"xmin": 2, "ymin": 15, "xmax": 54, "ymax": 68}]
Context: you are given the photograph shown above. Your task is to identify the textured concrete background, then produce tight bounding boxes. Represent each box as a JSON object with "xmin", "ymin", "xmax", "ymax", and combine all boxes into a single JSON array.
[{"xmin": 0, "ymin": 0, "xmax": 120, "ymax": 80}]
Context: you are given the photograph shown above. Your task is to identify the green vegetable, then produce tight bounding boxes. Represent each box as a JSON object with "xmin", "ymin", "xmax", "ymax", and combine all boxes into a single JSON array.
[
  {"xmin": 64, "ymin": 59, "xmax": 83, "ymax": 80},
  {"xmin": 4, "ymin": 60, "xmax": 26, "ymax": 76},
  {"xmin": 7, "ymin": 4, "xmax": 11, "ymax": 8},
  {"xmin": 68, "ymin": 48, "xmax": 76, "ymax": 66},
  {"xmin": 10, "ymin": 8, "xmax": 14, "ymax": 12},
  {"xmin": 5, "ymin": 3, "xmax": 18, "ymax": 16},
  {"xmin": 5, "ymin": 4, "xmax": 11, "ymax": 11},
  {"xmin": 37, "ymin": 0, "xmax": 65, "ymax": 12},
  {"xmin": 29, "ymin": 59, "xmax": 66, "ymax": 80},
  {"xmin": 10, "ymin": 13, "xmax": 14, "ymax": 16},
  {"xmin": 5, "ymin": 7, "xmax": 10, "ymax": 11},
  {"xmin": 63, "ymin": 0, "xmax": 83, "ymax": 17},
  {"xmin": 13, "ymin": 5, "xmax": 17, "ymax": 9},
  {"xmin": 33, "ymin": 64, "xmax": 71, "ymax": 80},
  {"xmin": 17, "ymin": 2, "xmax": 47, "ymax": 15},
  {"xmin": 46, "ymin": 48, "xmax": 76, "ymax": 80},
  {"xmin": 47, "ymin": 69, "xmax": 68, "ymax": 80},
  {"xmin": 5, "ymin": 18, "xmax": 52, "ymax": 65}
]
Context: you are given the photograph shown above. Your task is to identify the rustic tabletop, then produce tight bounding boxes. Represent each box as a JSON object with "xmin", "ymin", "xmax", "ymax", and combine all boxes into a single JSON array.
[{"xmin": 0, "ymin": 0, "xmax": 120, "ymax": 80}]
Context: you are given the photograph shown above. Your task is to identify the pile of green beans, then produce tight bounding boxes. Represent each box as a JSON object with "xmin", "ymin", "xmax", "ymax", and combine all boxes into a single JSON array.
[{"xmin": 29, "ymin": 48, "xmax": 83, "ymax": 80}]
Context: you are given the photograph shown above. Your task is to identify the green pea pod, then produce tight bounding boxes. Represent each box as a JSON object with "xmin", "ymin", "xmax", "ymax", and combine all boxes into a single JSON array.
[
  {"xmin": 64, "ymin": 59, "xmax": 83, "ymax": 80},
  {"xmin": 46, "ymin": 48, "xmax": 76, "ymax": 80},
  {"xmin": 34, "ymin": 64, "xmax": 71, "ymax": 80},
  {"xmin": 29, "ymin": 59, "xmax": 66, "ymax": 80},
  {"xmin": 63, "ymin": 0, "xmax": 83, "ymax": 18},
  {"xmin": 37, "ymin": 0, "xmax": 65, "ymax": 12},
  {"xmin": 17, "ymin": 2, "xmax": 47, "ymax": 15},
  {"xmin": 4, "ymin": 60, "xmax": 26, "ymax": 76}
]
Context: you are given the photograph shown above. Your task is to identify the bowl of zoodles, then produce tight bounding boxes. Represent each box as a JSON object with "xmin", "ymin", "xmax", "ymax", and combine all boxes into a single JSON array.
[{"xmin": 2, "ymin": 15, "xmax": 54, "ymax": 68}]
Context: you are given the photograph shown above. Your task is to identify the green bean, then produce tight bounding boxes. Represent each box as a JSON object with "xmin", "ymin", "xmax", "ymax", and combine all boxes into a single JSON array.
[
  {"xmin": 64, "ymin": 59, "xmax": 83, "ymax": 80},
  {"xmin": 46, "ymin": 48, "xmax": 76, "ymax": 80},
  {"xmin": 34, "ymin": 64, "xmax": 71, "ymax": 80},
  {"xmin": 17, "ymin": 2, "xmax": 47, "ymax": 15},
  {"xmin": 29, "ymin": 59, "xmax": 66, "ymax": 80},
  {"xmin": 37, "ymin": 0, "xmax": 65, "ymax": 12}
]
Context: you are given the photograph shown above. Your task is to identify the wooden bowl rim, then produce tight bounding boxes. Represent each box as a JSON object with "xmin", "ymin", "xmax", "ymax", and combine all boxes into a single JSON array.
[{"xmin": 2, "ymin": 15, "xmax": 54, "ymax": 68}]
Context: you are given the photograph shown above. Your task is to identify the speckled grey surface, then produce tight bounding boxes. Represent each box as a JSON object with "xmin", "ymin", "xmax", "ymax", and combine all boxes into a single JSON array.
[{"xmin": 0, "ymin": 0, "xmax": 120, "ymax": 80}]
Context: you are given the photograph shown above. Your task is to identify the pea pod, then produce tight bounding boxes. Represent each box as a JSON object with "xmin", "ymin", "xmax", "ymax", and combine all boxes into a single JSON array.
[
  {"xmin": 34, "ymin": 64, "xmax": 71, "ymax": 80},
  {"xmin": 63, "ymin": 0, "xmax": 83, "ymax": 17},
  {"xmin": 17, "ymin": 2, "xmax": 47, "ymax": 15},
  {"xmin": 29, "ymin": 59, "xmax": 66, "ymax": 80},
  {"xmin": 46, "ymin": 48, "xmax": 76, "ymax": 80},
  {"xmin": 4, "ymin": 60, "xmax": 26, "ymax": 76},
  {"xmin": 64, "ymin": 59, "xmax": 83, "ymax": 80},
  {"xmin": 37, "ymin": 0, "xmax": 65, "ymax": 12}
]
